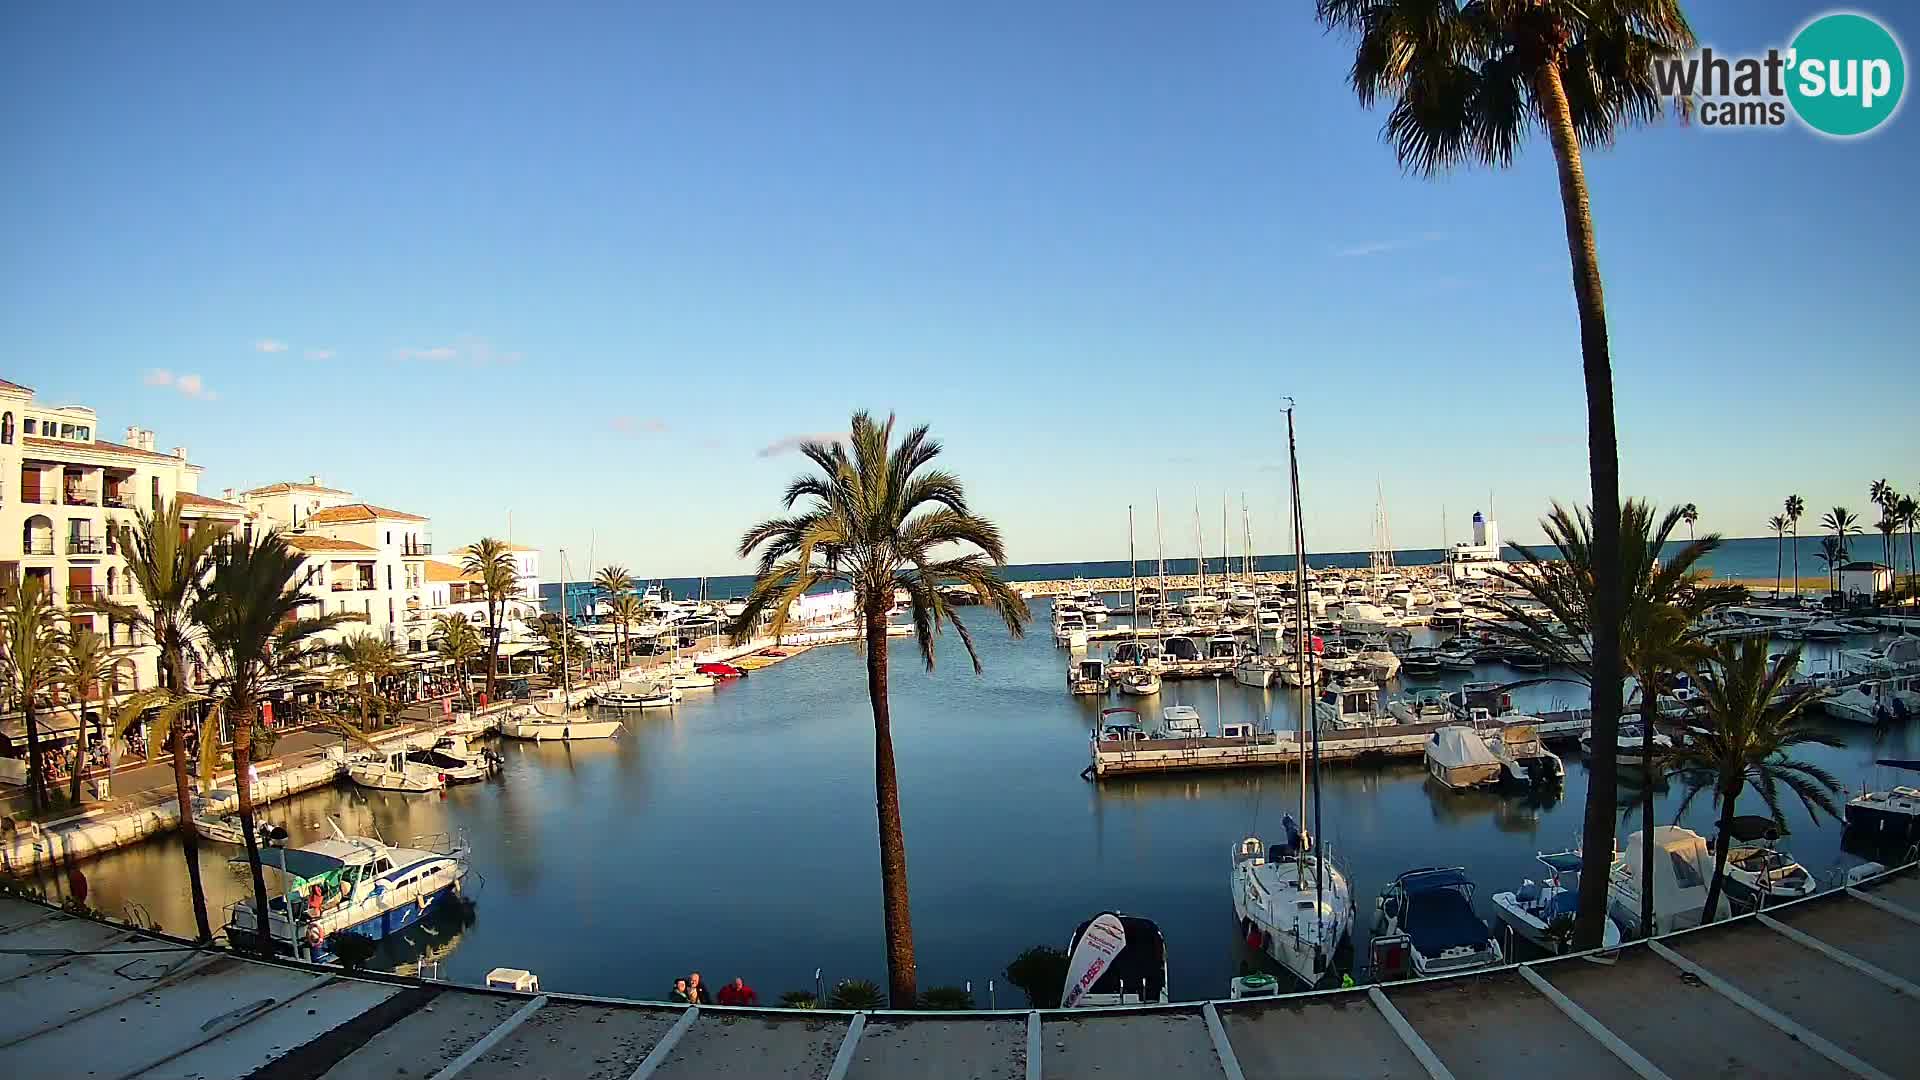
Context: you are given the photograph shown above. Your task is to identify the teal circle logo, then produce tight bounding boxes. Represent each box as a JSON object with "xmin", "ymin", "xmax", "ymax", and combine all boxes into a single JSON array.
[{"xmin": 1787, "ymin": 12, "xmax": 1906, "ymax": 137}]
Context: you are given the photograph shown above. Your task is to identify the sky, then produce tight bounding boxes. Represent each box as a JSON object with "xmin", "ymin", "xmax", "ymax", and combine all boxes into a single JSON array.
[{"xmin": 3, "ymin": 1, "xmax": 1915, "ymax": 577}]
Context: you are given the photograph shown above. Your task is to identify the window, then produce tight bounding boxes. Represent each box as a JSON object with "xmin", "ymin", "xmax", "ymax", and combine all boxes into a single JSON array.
[
  {"xmin": 386, "ymin": 565, "xmax": 392, "ymax": 590},
  {"xmin": 1669, "ymin": 850, "xmax": 1705, "ymax": 889},
  {"xmin": 150, "ymin": 476, "xmax": 160, "ymax": 511},
  {"xmin": 77, "ymin": 426, "xmax": 89, "ymax": 440},
  {"xmin": 385, "ymin": 531, "xmax": 392, "ymax": 545},
  {"xmin": 1, "ymin": 412, "xmax": 11, "ymax": 444},
  {"xmin": 22, "ymin": 418, "xmax": 34, "ymax": 435},
  {"xmin": 372, "ymin": 857, "xmax": 392, "ymax": 875}
]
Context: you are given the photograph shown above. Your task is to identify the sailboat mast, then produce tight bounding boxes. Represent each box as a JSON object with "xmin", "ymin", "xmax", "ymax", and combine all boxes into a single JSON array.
[
  {"xmin": 1129, "ymin": 506, "xmax": 1139, "ymax": 648},
  {"xmin": 559, "ymin": 550, "xmax": 573, "ymax": 702},
  {"xmin": 1155, "ymin": 498, "xmax": 1168, "ymax": 628},
  {"xmin": 1288, "ymin": 408, "xmax": 1309, "ymax": 876}
]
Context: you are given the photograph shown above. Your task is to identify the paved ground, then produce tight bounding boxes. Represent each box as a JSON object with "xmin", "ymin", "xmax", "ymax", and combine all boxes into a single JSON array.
[{"xmin": 1, "ymin": 861, "xmax": 1915, "ymax": 1079}]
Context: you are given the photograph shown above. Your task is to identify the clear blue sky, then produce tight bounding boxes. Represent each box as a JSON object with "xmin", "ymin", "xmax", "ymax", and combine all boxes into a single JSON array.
[{"xmin": 4, "ymin": 2, "xmax": 1913, "ymax": 576}]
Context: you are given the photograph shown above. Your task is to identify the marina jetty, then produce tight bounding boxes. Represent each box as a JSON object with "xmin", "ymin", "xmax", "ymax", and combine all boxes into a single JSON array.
[{"xmin": 3, "ymin": 860, "xmax": 1915, "ymax": 1078}]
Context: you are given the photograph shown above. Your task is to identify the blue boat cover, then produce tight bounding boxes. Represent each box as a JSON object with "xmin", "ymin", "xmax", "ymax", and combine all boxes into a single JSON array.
[
  {"xmin": 1402, "ymin": 871, "xmax": 1489, "ymax": 957},
  {"xmin": 1538, "ymin": 852, "xmax": 1583, "ymax": 874}
]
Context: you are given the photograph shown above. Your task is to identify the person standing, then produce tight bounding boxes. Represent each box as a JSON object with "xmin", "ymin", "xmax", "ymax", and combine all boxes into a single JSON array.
[
  {"xmin": 668, "ymin": 978, "xmax": 689, "ymax": 1004},
  {"xmin": 685, "ymin": 971, "xmax": 710, "ymax": 1005},
  {"xmin": 717, "ymin": 977, "xmax": 758, "ymax": 1007}
]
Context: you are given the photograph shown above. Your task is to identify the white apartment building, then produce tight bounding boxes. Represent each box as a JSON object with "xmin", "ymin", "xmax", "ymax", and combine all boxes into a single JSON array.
[
  {"xmin": 422, "ymin": 544, "xmax": 543, "ymax": 634},
  {"xmin": 0, "ymin": 378, "xmax": 242, "ymax": 694},
  {"xmin": 238, "ymin": 485, "xmax": 434, "ymax": 653}
]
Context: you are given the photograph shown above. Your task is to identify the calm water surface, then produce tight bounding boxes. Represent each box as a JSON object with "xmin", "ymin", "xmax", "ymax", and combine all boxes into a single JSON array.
[{"xmin": 46, "ymin": 602, "xmax": 1920, "ymax": 1004}]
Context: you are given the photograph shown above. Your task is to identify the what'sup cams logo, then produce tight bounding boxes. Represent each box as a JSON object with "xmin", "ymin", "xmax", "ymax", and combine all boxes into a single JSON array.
[{"xmin": 1653, "ymin": 11, "xmax": 1906, "ymax": 137}]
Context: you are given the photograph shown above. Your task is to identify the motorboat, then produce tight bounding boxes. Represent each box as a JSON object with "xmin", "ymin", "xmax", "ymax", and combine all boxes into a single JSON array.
[
  {"xmin": 1109, "ymin": 640, "xmax": 1161, "ymax": 668},
  {"xmin": 1274, "ymin": 656, "xmax": 1321, "ymax": 688},
  {"xmin": 1082, "ymin": 596, "xmax": 1111, "ymax": 624},
  {"xmin": 1714, "ymin": 816, "xmax": 1817, "ymax": 907},
  {"xmin": 1436, "ymin": 644, "xmax": 1478, "ymax": 671},
  {"xmin": 224, "ymin": 818, "xmax": 471, "ymax": 962},
  {"xmin": 1359, "ymin": 645, "xmax": 1401, "ymax": 682},
  {"xmin": 670, "ymin": 669, "xmax": 717, "ymax": 690},
  {"xmin": 600, "ymin": 680, "xmax": 666, "ymax": 710},
  {"xmin": 191, "ymin": 791, "xmax": 283, "ymax": 847},
  {"xmin": 1484, "ymin": 721, "xmax": 1565, "ymax": 787},
  {"xmin": 1399, "ymin": 648, "xmax": 1443, "ymax": 679},
  {"xmin": 1491, "ymin": 850, "xmax": 1623, "ymax": 953},
  {"xmin": 1370, "ymin": 868, "xmax": 1502, "ymax": 980},
  {"xmin": 1232, "ymin": 819, "xmax": 1354, "ymax": 988},
  {"xmin": 347, "ymin": 749, "xmax": 446, "ymax": 794},
  {"xmin": 1097, "ymin": 708, "xmax": 1147, "ymax": 744},
  {"xmin": 1255, "ymin": 608, "xmax": 1285, "ymax": 635},
  {"xmin": 1429, "ymin": 601, "xmax": 1467, "ymax": 630},
  {"xmin": 1061, "ymin": 912, "xmax": 1169, "ymax": 1007},
  {"xmin": 1447, "ymin": 682, "xmax": 1516, "ymax": 723},
  {"xmin": 406, "ymin": 734, "xmax": 501, "ymax": 784},
  {"xmin": 695, "ymin": 662, "xmax": 747, "ymax": 679},
  {"xmin": 502, "ymin": 701, "xmax": 624, "ymax": 741},
  {"xmin": 1313, "ymin": 677, "xmax": 1382, "ymax": 731},
  {"xmin": 1388, "ymin": 688, "xmax": 1453, "ymax": 726},
  {"xmin": 1162, "ymin": 636, "xmax": 1202, "ymax": 663},
  {"xmin": 1607, "ymin": 826, "xmax": 1725, "ymax": 937},
  {"xmin": 1845, "ymin": 759, "xmax": 1920, "ymax": 844},
  {"xmin": 1819, "ymin": 675, "xmax": 1918, "ymax": 725},
  {"xmin": 446, "ymin": 712, "xmax": 499, "ymax": 738},
  {"xmin": 1119, "ymin": 669, "xmax": 1161, "ymax": 696},
  {"xmin": 1052, "ymin": 607, "xmax": 1089, "ymax": 648},
  {"xmin": 1504, "ymin": 650, "xmax": 1550, "ymax": 673},
  {"xmin": 1581, "ymin": 721, "xmax": 1672, "ymax": 766},
  {"xmin": 1426, "ymin": 726, "xmax": 1503, "ymax": 789},
  {"xmin": 1316, "ymin": 640, "xmax": 1357, "ymax": 676},
  {"xmin": 1160, "ymin": 705, "xmax": 1205, "ymax": 738},
  {"xmin": 1068, "ymin": 656, "xmax": 1110, "ymax": 695},
  {"xmin": 1339, "ymin": 602, "xmax": 1392, "ymax": 636},
  {"xmin": 1840, "ymin": 635, "xmax": 1920, "ymax": 678},
  {"xmin": 1231, "ymin": 654, "xmax": 1276, "ymax": 689},
  {"xmin": 1206, "ymin": 634, "xmax": 1241, "ymax": 662}
]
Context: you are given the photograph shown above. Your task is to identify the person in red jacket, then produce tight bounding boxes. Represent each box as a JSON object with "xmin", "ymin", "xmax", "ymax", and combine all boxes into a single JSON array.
[{"xmin": 716, "ymin": 977, "xmax": 758, "ymax": 1007}]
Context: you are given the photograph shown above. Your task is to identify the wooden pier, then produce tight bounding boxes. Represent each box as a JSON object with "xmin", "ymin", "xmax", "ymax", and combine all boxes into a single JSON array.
[{"xmin": 1088, "ymin": 711, "xmax": 1591, "ymax": 779}]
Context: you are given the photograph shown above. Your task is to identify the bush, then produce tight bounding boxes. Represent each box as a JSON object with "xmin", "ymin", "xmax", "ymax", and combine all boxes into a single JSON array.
[
  {"xmin": 825, "ymin": 978, "xmax": 885, "ymax": 1009},
  {"xmin": 778, "ymin": 990, "xmax": 818, "ymax": 1009},
  {"xmin": 1004, "ymin": 945, "xmax": 1069, "ymax": 1009},
  {"xmin": 918, "ymin": 985, "xmax": 975, "ymax": 1010}
]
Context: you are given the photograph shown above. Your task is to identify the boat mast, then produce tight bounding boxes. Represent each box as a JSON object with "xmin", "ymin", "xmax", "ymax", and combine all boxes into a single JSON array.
[
  {"xmin": 558, "ymin": 549, "xmax": 573, "ymax": 704},
  {"xmin": 1155, "ymin": 498, "xmax": 1167, "ymax": 630},
  {"xmin": 1221, "ymin": 496, "xmax": 1229, "ymax": 598},
  {"xmin": 1288, "ymin": 406, "xmax": 1309, "ymax": 881},
  {"xmin": 1129, "ymin": 506, "xmax": 1139, "ymax": 650}
]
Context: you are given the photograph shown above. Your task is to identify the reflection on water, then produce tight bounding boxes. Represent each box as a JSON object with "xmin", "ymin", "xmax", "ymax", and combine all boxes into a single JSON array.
[{"xmin": 34, "ymin": 605, "xmax": 1920, "ymax": 1002}]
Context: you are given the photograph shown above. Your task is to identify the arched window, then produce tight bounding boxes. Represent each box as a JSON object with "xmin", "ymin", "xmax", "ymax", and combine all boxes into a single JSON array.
[
  {"xmin": 1, "ymin": 412, "xmax": 12, "ymax": 444},
  {"xmin": 106, "ymin": 567, "xmax": 118, "ymax": 595}
]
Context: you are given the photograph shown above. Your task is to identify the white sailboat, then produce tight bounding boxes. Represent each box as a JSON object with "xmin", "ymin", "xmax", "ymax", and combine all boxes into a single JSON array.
[
  {"xmin": 504, "ymin": 551, "xmax": 624, "ymax": 742},
  {"xmin": 1231, "ymin": 405, "xmax": 1353, "ymax": 988}
]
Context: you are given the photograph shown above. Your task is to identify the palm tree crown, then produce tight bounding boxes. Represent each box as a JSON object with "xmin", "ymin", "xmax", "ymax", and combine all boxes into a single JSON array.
[
  {"xmin": 0, "ymin": 576, "xmax": 66, "ymax": 811},
  {"xmin": 461, "ymin": 539, "xmax": 518, "ymax": 702}
]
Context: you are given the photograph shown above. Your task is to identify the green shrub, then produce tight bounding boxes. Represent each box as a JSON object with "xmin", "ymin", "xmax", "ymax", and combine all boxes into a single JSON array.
[
  {"xmin": 918, "ymin": 985, "xmax": 975, "ymax": 1010},
  {"xmin": 825, "ymin": 978, "xmax": 885, "ymax": 1009},
  {"xmin": 778, "ymin": 990, "xmax": 818, "ymax": 1009},
  {"xmin": 1005, "ymin": 945, "xmax": 1069, "ymax": 1009}
]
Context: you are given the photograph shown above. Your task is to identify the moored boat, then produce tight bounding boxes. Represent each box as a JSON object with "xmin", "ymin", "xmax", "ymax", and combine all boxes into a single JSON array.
[
  {"xmin": 1370, "ymin": 867, "xmax": 1503, "ymax": 980},
  {"xmin": 1491, "ymin": 850, "xmax": 1622, "ymax": 953},
  {"xmin": 1068, "ymin": 656, "xmax": 1109, "ymax": 695},
  {"xmin": 503, "ymin": 702, "xmax": 623, "ymax": 741},
  {"xmin": 1232, "ymin": 820, "xmax": 1353, "ymax": 988},
  {"xmin": 1425, "ymin": 726, "xmax": 1503, "ymax": 789},
  {"xmin": 1061, "ymin": 911, "xmax": 1169, "ymax": 1007},
  {"xmin": 406, "ymin": 734, "xmax": 502, "ymax": 784},
  {"xmin": 347, "ymin": 749, "xmax": 446, "ymax": 794}
]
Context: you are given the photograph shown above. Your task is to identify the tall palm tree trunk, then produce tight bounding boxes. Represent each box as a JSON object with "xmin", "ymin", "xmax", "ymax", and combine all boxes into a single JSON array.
[
  {"xmin": 1536, "ymin": 59, "xmax": 1625, "ymax": 951},
  {"xmin": 1791, "ymin": 525, "xmax": 1800, "ymax": 598},
  {"xmin": 169, "ymin": 722, "xmax": 213, "ymax": 940},
  {"xmin": 23, "ymin": 706, "xmax": 45, "ymax": 813},
  {"xmin": 1700, "ymin": 779, "xmax": 1739, "ymax": 928},
  {"xmin": 230, "ymin": 692, "xmax": 273, "ymax": 951},
  {"xmin": 1774, "ymin": 532, "xmax": 1783, "ymax": 598},
  {"xmin": 1638, "ymin": 689, "xmax": 1658, "ymax": 936},
  {"xmin": 863, "ymin": 593, "xmax": 916, "ymax": 1006},
  {"xmin": 485, "ymin": 608, "xmax": 500, "ymax": 703},
  {"xmin": 68, "ymin": 699, "xmax": 88, "ymax": 806}
]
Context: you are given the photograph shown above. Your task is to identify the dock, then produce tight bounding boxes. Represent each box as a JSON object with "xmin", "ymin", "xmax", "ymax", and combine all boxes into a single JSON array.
[
  {"xmin": 1089, "ymin": 711, "xmax": 1591, "ymax": 779},
  {"xmin": 2, "ymin": 861, "xmax": 1915, "ymax": 1078}
]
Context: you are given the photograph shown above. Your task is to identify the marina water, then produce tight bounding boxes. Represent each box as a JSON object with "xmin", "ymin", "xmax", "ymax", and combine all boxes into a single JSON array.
[{"xmin": 42, "ymin": 599, "xmax": 1919, "ymax": 1003}]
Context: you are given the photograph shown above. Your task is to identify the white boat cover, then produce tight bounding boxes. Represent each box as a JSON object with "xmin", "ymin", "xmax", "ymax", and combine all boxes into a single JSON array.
[{"xmin": 1428, "ymin": 726, "xmax": 1499, "ymax": 772}]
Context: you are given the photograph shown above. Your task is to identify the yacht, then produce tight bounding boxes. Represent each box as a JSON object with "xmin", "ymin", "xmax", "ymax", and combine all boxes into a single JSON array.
[
  {"xmin": 1232, "ymin": 820, "xmax": 1354, "ymax": 988},
  {"xmin": 405, "ymin": 734, "xmax": 501, "ymax": 785},
  {"xmin": 1109, "ymin": 640, "xmax": 1160, "ymax": 668},
  {"xmin": 1399, "ymin": 648, "xmax": 1443, "ymax": 679},
  {"xmin": 1231, "ymin": 654, "xmax": 1276, "ymax": 689},
  {"xmin": 1429, "ymin": 600, "xmax": 1468, "ymax": 630},
  {"xmin": 1840, "ymin": 635, "xmax": 1920, "ymax": 678},
  {"xmin": 1715, "ymin": 817, "xmax": 1817, "ymax": 907},
  {"xmin": 1491, "ymin": 850, "xmax": 1623, "ymax": 953},
  {"xmin": 1082, "ymin": 596, "xmax": 1111, "ymax": 625},
  {"xmin": 1608, "ymin": 826, "xmax": 1725, "ymax": 937},
  {"xmin": 1844, "ymin": 760, "xmax": 1920, "ymax": 844},
  {"xmin": 1206, "ymin": 634, "xmax": 1241, "ymax": 662},
  {"xmin": 1820, "ymin": 675, "xmax": 1919, "ymax": 725},
  {"xmin": 1053, "ymin": 608, "xmax": 1090, "ymax": 649},
  {"xmin": 1370, "ymin": 868, "xmax": 1503, "ymax": 980},
  {"xmin": 1484, "ymin": 720, "xmax": 1565, "ymax": 787},
  {"xmin": 1426, "ymin": 726, "xmax": 1503, "ymax": 789},
  {"xmin": 1061, "ymin": 912, "xmax": 1169, "ymax": 1007},
  {"xmin": 502, "ymin": 701, "xmax": 624, "ymax": 741},
  {"xmin": 1581, "ymin": 721, "xmax": 1672, "ymax": 766},
  {"xmin": 1316, "ymin": 640, "xmax": 1357, "ymax": 677},
  {"xmin": 347, "ymin": 748, "xmax": 446, "ymax": 793},
  {"xmin": 1119, "ymin": 668, "xmax": 1161, "ymax": 696},
  {"xmin": 1435, "ymin": 644, "xmax": 1478, "ymax": 671},
  {"xmin": 1255, "ymin": 608, "xmax": 1286, "ymax": 635},
  {"xmin": 1388, "ymin": 688, "xmax": 1453, "ymax": 726},
  {"xmin": 1068, "ymin": 656, "xmax": 1109, "ymax": 695},
  {"xmin": 224, "ymin": 819, "xmax": 471, "ymax": 962},
  {"xmin": 1160, "ymin": 705, "xmax": 1205, "ymax": 738},
  {"xmin": 1162, "ymin": 635, "xmax": 1202, "ymax": 663},
  {"xmin": 1314, "ymin": 678, "xmax": 1382, "ymax": 731},
  {"xmin": 190, "ymin": 791, "xmax": 283, "ymax": 847},
  {"xmin": 1339, "ymin": 602, "xmax": 1392, "ymax": 636}
]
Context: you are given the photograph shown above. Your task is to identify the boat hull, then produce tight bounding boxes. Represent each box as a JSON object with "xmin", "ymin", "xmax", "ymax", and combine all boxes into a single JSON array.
[
  {"xmin": 1231, "ymin": 665, "xmax": 1275, "ymax": 689},
  {"xmin": 503, "ymin": 719, "xmax": 623, "ymax": 741}
]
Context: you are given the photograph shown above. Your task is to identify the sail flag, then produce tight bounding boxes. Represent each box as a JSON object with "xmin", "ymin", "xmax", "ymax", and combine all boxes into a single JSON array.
[{"xmin": 1061, "ymin": 913, "xmax": 1128, "ymax": 1008}]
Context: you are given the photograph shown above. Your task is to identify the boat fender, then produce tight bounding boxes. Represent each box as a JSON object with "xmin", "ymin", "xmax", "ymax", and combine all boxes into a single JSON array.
[{"xmin": 306, "ymin": 925, "xmax": 323, "ymax": 949}]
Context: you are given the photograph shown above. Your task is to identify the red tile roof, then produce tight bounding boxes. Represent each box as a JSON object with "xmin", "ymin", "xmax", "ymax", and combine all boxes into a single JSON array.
[
  {"xmin": 21, "ymin": 435, "xmax": 188, "ymax": 464},
  {"xmin": 283, "ymin": 534, "xmax": 377, "ymax": 554},
  {"xmin": 177, "ymin": 491, "xmax": 246, "ymax": 515},
  {"xmin": 240, "ymin": 481, "xmax": 356, "ymax": 497},
  {"xmin": 304, "ymin": 502, "xmax": 427, "ymax": 524},
  {"xmin": 0, "ymin": 378, "xmax": 31, "ymax": 393}
]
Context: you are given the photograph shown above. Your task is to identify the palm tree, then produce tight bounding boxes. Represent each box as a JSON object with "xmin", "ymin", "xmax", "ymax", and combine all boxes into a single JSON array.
[
  {"xmin": 1766, "ymin": 514, "xmax": 1788, "ymax": 599},
  {"xmin": 731, "ymin": 412, "xmax": 1030, "ymax": 1004},
  {"xmin": 1313, "ymin": 4, "xmax": 1696, "ymax": 950},
  {"xmin": 461, "ymin": 539, "xmax": 518, "ymax": 704},
  {"xmin": 1666, "ymin": 637, "xmax": 1843, "ymax": 923},
  {"xmin": 1785, "ymin": 494, "xmax": 1806, "ymax": 598},
  {"xmin": 332, "ymin": 632, "xmax": 401, "ymax": 731},
  {"xmin": 1875, "ymin": 515, "xmax": 1899, "ymax": 598},
  {"xmin": 595, "ymin": 566, "xmax": 635, "ymax": 670},
  {"xmin": 607, "ymin": 594, "xmax": 644, "ymax": 670},
  {"xmin": 55, "ymin": 622, "xmax": 124, "ymax": 806},
  {"xmin": 1869, "ymin": 479, "xmax": 1896, "ymax": 569},
  {"xmin": 433, "ymin": 614, "xmax": 483, "ymax": 712},
  {"xmin": 0, "ymin": 576, "xmax": 65, "ymax": 812},
  {"xmin": 1488, "ymin": 500, "xmax": 1734, "ymax": 942},
  {"xmin": 1820, "ymin": 507, "xmax": 1860, "ymax": 595},
  {"xmin": 1679, "ymin": 503, "xmax": 1699, "ymax": 542},
  {"xmin": 193, "ymin": 530, "xmax": 351, "ymax": 949},
  {"xmin": 106, "ymin": 500, "xmax": 223, "ymax": 941},
  {"xmin": 1899, "ymin": 494, "xmax": 1918, "ymax": 599},
  {"xmin": 1813, "ymin": 537, "xmax": 1844, "ymax": 597}
]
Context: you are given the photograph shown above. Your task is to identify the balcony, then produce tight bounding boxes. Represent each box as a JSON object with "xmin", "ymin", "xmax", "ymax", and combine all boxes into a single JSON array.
[
  {"xmin": 331, "ymin": 580, "xmax": 375, "ymax": 593},
  {"xmin": 403, "ymin": 541, "xmax": 433, "ymax": 556},
  {"xmin": 63, "ymin": 491, "xmax": 100, "ymax": 507},
  {"xmin": 67, "ymin": 536, "xmax": 105, "ymax": 555},
  {"xmin": 68, "ymin": 585, "xmax": 103, "ymax": 604},
  {"xmin": 23, "ymin": 539, "xmax": 54, "ymax": 556},
  {"xmin": 104, "ymin": 493, "xmax": 131, "ymax": 509}
]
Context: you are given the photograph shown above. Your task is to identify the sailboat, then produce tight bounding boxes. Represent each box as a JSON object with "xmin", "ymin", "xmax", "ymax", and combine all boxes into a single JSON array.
[
  {"xmin": 1232, "ymin": 405, "xmax": 1354, "ymax": 988},
  {"xmin": 504, "ymin": 551, "xmax": 623, "ymax": 741}
]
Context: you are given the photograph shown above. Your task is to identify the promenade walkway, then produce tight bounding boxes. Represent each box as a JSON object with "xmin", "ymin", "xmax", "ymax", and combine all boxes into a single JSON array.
[{"xmin": 1, "ymin": 863, "xmax": 1915, "ymax": 1078}]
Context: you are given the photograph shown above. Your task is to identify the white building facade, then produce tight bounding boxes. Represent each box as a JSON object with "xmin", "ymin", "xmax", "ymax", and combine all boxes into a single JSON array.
[{"xmin": 240, "ymin": 485, "xmax": 434, "ymax": 653}]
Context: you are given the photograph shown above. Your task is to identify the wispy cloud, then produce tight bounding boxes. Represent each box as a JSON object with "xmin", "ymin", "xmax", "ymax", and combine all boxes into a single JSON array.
[
  {"xmin": 254, "ymin": 339, "xmax": 288, "ymax": 353},
  {"xmin": 610, "ymin": 416, "xmax": 669, "ymax": 436},
  {"xmin": 142, "ymin": 369, "xmax": 217, "ymax": 400},
  {"xmin": 756, "ymin": 431, "xmax": 845, "ymax": 458},
  {"xmin": 305, "ymin": 347, "xmax": 334, "ymax": 361},
  {"xmin": 393, "ymin": 336, "xmax": 522, "ymax": 366},
  {"xmin": 1333, "ymin": 230, "xmax": 1447, "ymax": 259}
]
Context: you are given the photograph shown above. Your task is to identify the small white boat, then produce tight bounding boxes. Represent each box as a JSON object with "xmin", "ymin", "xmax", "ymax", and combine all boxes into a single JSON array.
[
  {"xmin": 1607, "ymin": 826, "xmax": 1726, "ymax": 937},
  {"xmin": 1426, "ymin": 726, "xmax": 1503, "ymax": 790},
  {"xmin": 406, "ymin": 734, "xmax": 501, "ymax": 785},
  {"xmin": 1313, "ymin": 677, "xmax": 1382, "ymax": 731},
  {"xmin": 446, "ymin": 712, "xmax": 499, "ymax": 738},
  {"xmin": 1388, "ymin": 688, "xmax": 1454, "ymax": 726},
  {"xmin": 347, "ymin": 749, "xmax": 446, "ymax": 793},
  {"xmin": 503, "ymin": 702, "xmax": 623, "ymax": 741},
  {"xmin": 1120, "ymin": 669, "xmax": 1161, "ymax": 696},
  {"xmin": 670, "ymin": 670, "xmax": 717, "ymax": 690},
  {"xmin": 1485, "ymin": 720, "xmax": 1565, "ymax": 787},
  {"xmin": 1491, "ymin": 850, "xmax": 1623, "ymax": 953},
  {"xmin": 1231, "ymin": 655, "xmax": 1276, "ymax": 689},
  {"xmin": 1820, "ymin": 675, "xmax": 1919, "ymax": 725},
  {"xmin": 1581, "ymin": 721, "xmax": 1672, "ymax": 766},
  {"xmin": 1068, "ymin": 656, "xmax": 1109, "ymax": 695},
  {"xmin": 1371, "ymin": 867, "xmax": 1502, "ymax": 980},
  {"xmin": 1061, "ymin": 911, "xmax": 1169, "ymax": 1007},
  {"xmin": 601, "ymin": 680, "xmax": 674, "ymax": 710},
  {"xmin": 1232, "ymin": 821, "xmax": 1354, "ymax": 988},
  {"xmin": 1716, "ymin": 817, "xmax": 1817, "ymax": 907},
  {"xmin": 1160, "ymin": 705, "xmax": 1204, "ymax": 738},
  {"xmin": 191, "ymin": 791, "xmax": 282, "ymax": 847}
]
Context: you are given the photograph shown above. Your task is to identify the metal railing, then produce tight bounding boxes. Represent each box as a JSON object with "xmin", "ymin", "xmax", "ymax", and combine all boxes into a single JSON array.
[
  {"xmin": 104, "ymin": 494, "xmax": 131, "ymax": 509},
  {"xmin": 67, "ymin": 536, "xmax": 105, "ymax": 554},
  {"xmin": 64, "ymin": 491, "xmax": 100, "ymax": 506},
  {"xmin": 67, "ymin": 585, "xmax": 103, "ymax": 604},
  {"xmin": 403, "ymin": 542, "xmax": 433, "ymax": 556},
  {"xmin": 331, "ymin": 581, "xmax": 374, "ymax": 593},
  {"xmin": 22, "ymin": 539, "xmax": 54, "ymax": 556}
]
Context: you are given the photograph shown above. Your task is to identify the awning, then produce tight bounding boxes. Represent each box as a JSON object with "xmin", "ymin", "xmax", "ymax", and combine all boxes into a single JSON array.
[{"xmin": 497, "ymin": 641, "xmax": 544, "ymax": 658}]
